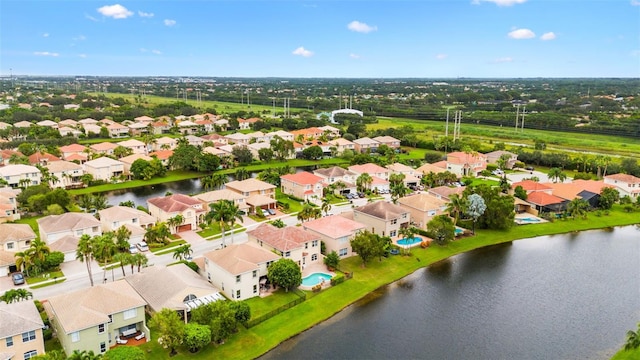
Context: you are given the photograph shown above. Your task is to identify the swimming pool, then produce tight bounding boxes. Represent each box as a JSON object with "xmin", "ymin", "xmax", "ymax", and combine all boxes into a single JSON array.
[
  {"xmin": 455, "ymin": 228, "xmax": 464, "ymax": 235},
  {"xmin": 301, "ymin": 272, "xmax": 333, "ymax": 287},
  {"xmin": 397, "ymin": 237, "xmax": 422, "ymax": 246},
  {"xmin": 518, "ymin": 217, "xmax": 541, "ymax": 223}
]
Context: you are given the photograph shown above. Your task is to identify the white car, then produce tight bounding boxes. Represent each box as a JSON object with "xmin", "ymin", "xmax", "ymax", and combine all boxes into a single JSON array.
[
  {"xmin": 262, "ymin": 209, "xmax": 270, "ymax": 217},
  {"xmin": 129, "ymin": 244, "xmax": 139, "ymax": 254},
  {"xmin": 136, "ymin": 241, "xmax": 149, "ymax": 252}
]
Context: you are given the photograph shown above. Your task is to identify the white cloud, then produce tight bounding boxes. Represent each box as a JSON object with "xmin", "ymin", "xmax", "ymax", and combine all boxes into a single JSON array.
[
  {"xmin": 508, "ymin": 28, "xmax": 535, "ymax": 39},
  {"xmin": 347, "ymin": 20, "xmax": 377, "ymax": 34},
  {"xmin": 79, "ymin": 54, "xmax": 87, "ymax": 58},
  {"xmin": 97, "ymin": 4, "xmax": 133, "ymax": 19},
  {"xmin": 493, "ymin": 57, "xmax": 514, "ymax": 63},
  {"xmin": 34, "ymin": 51, "xmax": 59, "ymax": 57},
  {"xmin": 472, "ymin": 0, "xmax": 527, "ymax": 6},
  {"xmin": 42, "ymin": 33, "xmax": 49, "ymax": 38},
  {"xmin": 85, "ymin": 13, "xmax": 99, "ymax": 22},
  {"xmin": 152, "ymin": 49, "xmax": 162, "ymax": 55},
  {"xmin": 292, "ymin": 46, "xmax": 314, "ymax": 57},
  {"xmin": 631, "ymin": 0, "xmax": 640, "ymax": 6},
  {"xmin": 73, "ymin": 35, "xmax": 87, "ymax": 41},
  {"xmin": 540, "ymin": 32, "xmax": 556, "ymax": 41},
  {"xmin": 164, "ymin": 19, "xmax": 176, "ymax": 26},
  {"xmin": 436, "ymin": 54, "xmax": 448, "ymax": 60},
  {"xmin": 138, "ymin": 10, "xmax": 154, "ymax": 17},
  {"xmin": 349, "ymin": 53, "xmax": 360, "ymax": 59}
]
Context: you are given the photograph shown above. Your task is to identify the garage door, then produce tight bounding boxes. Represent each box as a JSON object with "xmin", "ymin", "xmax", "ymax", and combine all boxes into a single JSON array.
[{"xmin": 177, "ymin": 224, "xmax": 192, "ymax": 232}]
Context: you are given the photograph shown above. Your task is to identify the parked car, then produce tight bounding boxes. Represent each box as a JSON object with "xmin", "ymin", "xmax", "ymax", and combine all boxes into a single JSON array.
[
  {"xmin": 358, "ymin": 192, "xmax": 365, "ymax": 198},
  {"xmin": 129, "ymin": 244, "xmax": 139, "ymax": 254},
  {"xmin": 525, "ymin": 166, "xmax": 535, "ymax": 171},
  {"xmin": 136, "ymin": 241, "xmax": 149, "ymax": 252},
  {"xmin": 262, "ymin": 209, "xmax": 270, "ymax": 217},
  {"xmin": 267, "ymin": 208, "xmax": 276, "ymax": 216},
  {"xmin": 11, "ymin": 272, "xmax": 25, "ymax": 286}
]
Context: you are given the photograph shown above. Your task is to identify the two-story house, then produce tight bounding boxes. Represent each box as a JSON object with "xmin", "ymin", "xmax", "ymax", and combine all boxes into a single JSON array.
[
  {"xmin": 247, "ymin": 224, "xmax": 321, "ymax": 268},
  {"xmin": 485, "ymin": 150, "xmax": 518, "ymax": 170},
  {"xmin": 99, "ymin": 206, "xmax": 156, "ymax": 244},
  {"xmin": 147, "ymin": 194, "xmax": 206, "ymax": 233},
  {"xmin": 446, "ymin": 151, "xmax": 487, "ymax": 177},
  {"xmin": 37, "ymin": 212, "xmax": 102, "ymax": 244},
  {"xmin": 0, "ymin": 301, "xmax": 45, "ymax": 359},
  {"xmin": 203, "ymin": 243, "xmax": 279, "ymax": 300},
  {"xmin": 386, "ymin": 162, "xmax": 421, "ymax": 187},
  {"xmin": 107, "ymin": 123, "xmax": 130, "ymax": 138},
  {"xmin": 348, "ymin": 163, "xmax": 391, "ymax": 192},
  {"xmin": 225, "ymin": 178, "xmax": 277, "ymax": 214},
  {"xmin": 353, "ymin": 201, "xmax": 410, "ymax": 238},
  {"xmin": 0, "ymin": 224, "xmax": 37, "ymax": 276},
  {"xmin": 302, "ymin": 215, "xmax": 365, "ymax": 258},
  {"xmin": 119, "ymin": 154, "xmax": 153, "ymax": 178},
  {"xmin": 83, "ymin": 157, "xmax": 125, "ymax": 181},
  {"xmin": 152, "ymin": 137, "xmax": 178, "ymax": 151},
  {"xmin": 0, "ymin": 188, "xmax": 20, "ymax": 224},
  {"xmin": 397, "ymin": 193, "xmax": 448, "ymax": 229},
  {"xmin": 44, "ymin": 281, "xmax": 149, "ymax": 356},
  {"xmin": 328, "ymin": 138, "xmax": 355, "ymax": 154},
  {"xmin": 45, "ymin": 161, "xmax": 84, "ymax": 189},
  {"xmin": 280, "ymin": 172, "xmax": 324, "ymax": 203},
  {"xmin": 372, "ymin": 135, "xmax": 401, "ymax": 149},
  {"xmin": 89, "ymin": 142, "xmax": 118, "ymax": 157},
  {"xmin": 224, "ymin": 133, "xmax": 251, "ymax": 145},
  {"xmin": 117, "ymin": 139, "xmax": 147, "ymax": 155},
  {"xmin": 313, "ymin": 166, "xmax": 358, "ymax": 195},
  {"xmin": 59, "ymin": 144, "xmax": 88, "ymax": 162},
  {"xmin": 353, "ymin": 137, "xmax": 380, "ymax": 153},
  {"xmin": 0, "ymin": 165, "xmax": 42, "ymax": 188},
  {"xmin": 193, "ymin": 189, "xmax": 250, "ymax": 213},
  {"xmin": 604, "ymin": 173, "xmax": 640, "ymax": 199}
]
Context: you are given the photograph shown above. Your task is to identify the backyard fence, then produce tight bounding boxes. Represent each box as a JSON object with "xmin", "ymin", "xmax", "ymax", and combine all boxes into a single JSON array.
[{"xmin": 245, "ymin": 289, "xmax": 307, "ymax": 328}]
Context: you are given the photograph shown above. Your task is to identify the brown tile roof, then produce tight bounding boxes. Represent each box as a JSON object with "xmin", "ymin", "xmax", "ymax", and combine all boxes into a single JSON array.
[
  {"xmin": 46, "ymin": 160, "xmax": 82, "ymax": 173},
  {"xmin": 281, "ymin": 171, "xmax": 324, "ymax": 185},
  {"xmin": 447, "ymin": 151, "xmax": 487, "ymax": 165},
  {"xmin": 28, "ymin": 152, "xmax": 61, "ymax": 164},
  {"xmin": 99, "ymin": 206, "xmax": 155, "ymax": 225},
  {"xmin": 302, "ymin": 215, "xmax": 366, "ymax": 239},
  {"xmin": 149, "ymin": 150, "xmax": 173, "ymax": 160},
  {"xmin": 65, "ymin": 153, "xmax": 88, "ymax": 162},
  {"xmin": 226, "ymin": 178, "xmax": 275, "ymax": 193},
  {"xmin": 203, "ymin": 243, "xmax": 279, "ymax": 275},
  {"xmin": 147, "ymin": 194, "xmax": 204, "ymax": 213},
  {"xmin": 314, "ymin": 166, "xmax": 357, "ymax": 178},
  {"xmin": 248, "ymin": 224, "xmax": 319, "ymax": 252},
  {"xmin": 416, "ymin": 163, "xmax": 446, "ymax": 174},
  {"xmin": 0, "ymin": 301, "xmax": 44, "ymax": 339},
  {"xmin": 0, "ymin": 223, "xmax": 36, "ymax": 245},
  {"xmin": 354, "ymin": 201, "xmax": 408, "ymax": 221},
  {"xmin": 45, "ymin": 280, "xmax": 146, "ymax": 334},
  {"xmin": 548, "ymin": 180, "xmax": 613, "ymax": 201},
  {"xmin": 427, "ymin": 185, "xmax": 465, "ymax": 200},
  {"xmin": 348, "ymin": 163, "xmax": 389, "ymax": 175},
  {"xmin": 526, "ymin": 192, "xmax": 566, "ymax": 206},
  {"xmin": 90, "ymin": 142, "xmax": 118, "ymax": 151},
  {"xmin": 37, "ymin": 213, "xmax": 100, "ymax": 234},
  {"xmin": 48, "ymin": 235, "xmax": 79, "ymax": 253}
]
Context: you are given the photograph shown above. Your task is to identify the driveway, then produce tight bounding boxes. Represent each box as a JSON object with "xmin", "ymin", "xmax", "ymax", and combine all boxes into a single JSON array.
[{"xmin": 178, "ymin": 230, "xmax": 207, "ymax": 245}]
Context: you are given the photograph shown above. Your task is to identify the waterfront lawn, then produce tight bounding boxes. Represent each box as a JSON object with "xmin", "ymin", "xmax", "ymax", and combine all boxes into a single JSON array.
[
  {"xmin": 244, "ymin": 289, "xmax": 302, "ymax": 319},
  {"xmin": 611, "ymin": 347, "xmax": 640, "ymax": 360},
  {"xmin": 68, "ymin": 170, "xmax": 203, "ymax": 195}
]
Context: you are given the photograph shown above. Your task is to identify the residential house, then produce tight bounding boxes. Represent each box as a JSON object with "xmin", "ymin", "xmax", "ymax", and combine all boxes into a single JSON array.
[
  {"xmin": 134, "ymin": 115, "xmax": 155, "ymax": 123},
  {"xmin": 99, "ymin": 206, "xmax": 155, "ymax": 234},
  {"xmin": 37, "ymin": 212, "xmax": 102, "ymax": 243},
  {"xmin": 0, "ymin": 188, "xmax": 20, "ymax": 224},
  {"xmin": 318, "ymin": 125, "xmax": 341, "ymax": 139},
  {"xmin": 266, "ymin": 130, "xmax": 294, "ymax": 142},
  {"xmin": 280, "ymin": 172, "xmax": 324, "ymax": 203},
  {"xmin": 525, "ymin": 192, "xmax": 567, "ymax": 214},
  {"xmin": 28, "ymin": 152, "xmax": 61, "ymax": 166},
  {"xmin": 372, "ymin": 135, "xmax": 401, "ymax": 149},
  {"xmin": 203, "ymin": 243, "xmax": 279, "ymax": 300},
  {"xmin": 83, "ymin": 124, "xmax": 103, "ymax": 136},
  {"xmin": 445, "ymin": 151, "xmax": 487, "ymax": 177},
  {"xmin": 13, "ymin": 121, "xmax": 34, "ymax": 128},
  {"xmin": 127, "ymin": 122, "xmax": 149, "ymax": 137},
  {"xmin": 83, "ymin": 157, "xmax": 124, "ymax": 181},
  {"xmin": 0, "ymin": 224, "xmax": 36, "ymax": 276},
  {"xmin": 353, "ymin": 201, "xmax": 410, "ymax": 238},
  {"xmin": 0, "ymin": 122, "xmax": 11, "ymax": 130},
  {"xmin": 397, "ymin": 193, "xmax": 448, "ymax": 229},
  {"xmin": 153, "ymin": 137, "xmax": 177, "ymax": 151},
  {"xmin": 185, "ymin": 135, "xmax": 205, "ymax": 147},
  {"xmin": 195, "ymin": 119, "xmax": 215, "ymax": 133},
  {"xmin": 290, "ymin": 127, "xmax": 325, "ymax": 141},
  {"xmin": 328, "ymin": 138, "xmax": 355, "ymax": 154},
  {"xmin": 193, "ymin": 189, "xmax": 250, "ymax": 213},
  {"xmin": 89, "ymin": 142, "xmax": 118, "ymax": 157},
  {"xmin": 117, "ymin": 139, "xmax": 147, "ymax": 155},
  {"xmin": 604, "ymin": 173, "xmax": 640, "ymax": 199},
  {"xmin": 313, "ymin": 166, "xmax": 358, "ymax": 195},
  {"xmin": 45, "ymin": 161, "xmax": 84, "ymax": 189},
  {"xmin": 416, "ymin": 162, "xmax": 447, "ymax": 176},
  {"xmin": 353, "ymin": 137, "xmax": 380, "ymax": 153},
  {"xmin": 59, "ymin": 119, "xmax": 79, "ymax": 128},
  {"xmin": 0, "ymin": 150, "xmax": 24, "ymax": 167},
  {"xmin": 37, "ymin": 120, "xmax": 58, "ymax": 129},
  {"xmin": 150, "ymin": 121, "xmax": 170, "ymax": 135},
  {"xmin": 348, "ymin": 163, "xmax": 391, "ymax": 192},
  {"xmin": 248, "ymin": 224, "xmax": 322, "ymax": 268},
  {"xmin": 485, "ymin": 150, "xmax": 518, "ymax": 169},
  {"xmin": 119, "ymin": 154, "xmax": 153, "ymax": 177},
  {"xmin": 0, "ymin": 301, "xmax": 45, "ymax": 359},
  {"xmin": 125, "ymin": 264, "xmax": 221, "ymax": 314},
  {"xmin": 177, "ymin": 120, "xmax": 198, "ymax": 135},
  {"xmin": 302, "ymin": 215, "xmax": 365, "ymax": 258},
  {"xmin": 511, "ymin": 180, "xmax": 553, "ymax": 195},
  {"xmin": 548, "ymin": 180, "xmax": 614, "ymax": 208},
  {"xmin": 201, "ymin": 133, "xmax": 228, "ymax": 145},
  {"xmin": 386, "ymin": 162, "xmax": 421, "ymax": 187},
  {"xmin": 148, "ymin": 150, "xmax": 173, "ymax": 168},
  {"xmin": 147, "ymin": 194, "xmax": 206, "ymax": 233},
  {"xmin": 105, "ymin": 123, "xmax": 129, "ymax": 138},
  {"xmin": 59, "ymin": 144, "xmax": 88, "ymax": 161},
  {"xmin": 78, "ymin": 118, "xmax": 98, "ymax": 126},
  {"xmin": 224, "ymin": 133, "xmax": 251, "ymax": 145},
  {"xmin": 247, "ymin": 131, "xmax": 269, "ymax": 143},
  {"xmin": 0, "ymin": 165, "xmax": 42, "ymax": 188},
  {"xmin": 237, "ymin": 117, "xmax": 260, "ymax": 130},
  {"xmin": 214, "ymin": 119, "xmax": 229, "ymax": 131},
  {"xmin": 427, "ymin": 185, "xmax": 466, "ymax": 202},
  {"xmin": 59, "ymin": 127, "xmax": 83, "ymax": 137},
  {"xmin": 44, "ymin": 281, "xmax": 149, "ymax": 356},
  {"xmin": 225, "ymin": 178, "xmax": 277, "ymax": 214}
]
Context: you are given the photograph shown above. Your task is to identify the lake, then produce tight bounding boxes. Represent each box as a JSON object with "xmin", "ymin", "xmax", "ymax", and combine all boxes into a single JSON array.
[{"xmin": 261, "ymin": 226, "xmax": 640, "ymax": 360}]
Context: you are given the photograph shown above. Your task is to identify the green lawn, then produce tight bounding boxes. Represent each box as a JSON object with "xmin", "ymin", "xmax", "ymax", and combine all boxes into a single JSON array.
[
  {"xmin": 69, "ymin": 171, "xmax": 203, "ymax": 196},
  {"xmin": 26, "ymin": 270, "xmax": 64, "ymax": 285},
  {"xmin": 133, "ymin": 205, "xmax": 639, "ymax": 360},
  {"xmin": 149, "ymin": 239, "xmax": 186, "ymax": 253},
  {"xmin": 611, "ymin": 347, "xmax": 640, "ymax": 360},
  {"xmin": 243, "ymin": 289, "xmax": 302, "ymax": 319},
  {"xmin": 275, "ymin": 188, "xmax": 304, "ymax": 213},
  {"xmin": 197, "ymin": 224, "xmax": 243, "ymax": 239}
]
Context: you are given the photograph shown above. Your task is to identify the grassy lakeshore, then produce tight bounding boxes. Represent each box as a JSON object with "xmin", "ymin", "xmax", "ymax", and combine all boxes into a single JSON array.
[{"xmin": 139, "ymin": 205, "xmax": 639, "ymax": 359}]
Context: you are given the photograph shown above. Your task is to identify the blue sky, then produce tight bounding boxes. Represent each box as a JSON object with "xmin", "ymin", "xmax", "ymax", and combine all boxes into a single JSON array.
[{"xmin": 1, "ymin": 0, "xmax": 639, "ymax": 77}]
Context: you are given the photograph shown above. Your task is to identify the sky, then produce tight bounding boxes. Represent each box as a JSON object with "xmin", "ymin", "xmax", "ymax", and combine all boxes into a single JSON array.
[{"xmin": 1, "ymin": 0, "xmax": 639, "ymax": 78}]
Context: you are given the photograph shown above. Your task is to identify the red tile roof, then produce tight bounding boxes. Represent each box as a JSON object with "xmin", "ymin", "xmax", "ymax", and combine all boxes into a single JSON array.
[
  {"xmin": 149, "ymin": 150, "xmax": 173, "ymax": 160},
  {"xmin": 526, "ymin": 192, "xmax": 565, "ymax": 206},
  {"xmin": 247, "ymin": 224, "xmax": 319, "ymax": 252},
  {"xmin": 280, "ymin": 171, "xmax": 324, "ymax": 185},
  {"xmin": 28, "ymin": 152, "xmax": 61, "ymax": 164},
  {"xmin": 148, "ymin": 194, "xmax": 204, "ymax": 213},
  {"xmin": 512, "ymin": 180, "xmax": 552, "ymax": 192}
]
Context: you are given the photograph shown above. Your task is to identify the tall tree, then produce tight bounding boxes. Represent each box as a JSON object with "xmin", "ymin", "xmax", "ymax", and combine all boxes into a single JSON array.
[
  {"xmin": 356, "ymin": 173, "xmax": 373, "ymax": 192},
  {"xmin": 427, "ymin": 215, "xmax": 456, "ymax": 245},
  {"xmin": 466, "ymin": 193, "xmax": 487, "ymax": 234},
  {"xmin": 205, "ymin": 200, "xmax": 243, "ymax": 247},
  {"xmin": 149, "ymin": 308, "xmax": 185, "ymax": 356},
  {"xmin": 350, "ymin": 230, "xmax": 383, "ymax": 267},
  {"xmin": 234, "ymin": 168, "xmax": 250, "ymax": 181},
  {"xmin": 167, "ymin": 214, "xmax": 185, "ymax": 234},
  {"xmin": 76, "ymin": 234, "xmax": 96, "ymax": 286},
  {"xmin": 267, "ymin": 259, "xmax": 302, "ymax": 292},
  {"xmin": 321, "ymin": 198, "xmax": 332, "ymax": 216},
  {"xmin": 547, "ymin": 167, "xmax": 567, "ymax": 183},
  {"xmin": 598, "ymin": 187, "xmax": 619, "ymax": 210},
  {"xmin": 446, "ymin": 194, "xmax": 468, "ymax": 226}
]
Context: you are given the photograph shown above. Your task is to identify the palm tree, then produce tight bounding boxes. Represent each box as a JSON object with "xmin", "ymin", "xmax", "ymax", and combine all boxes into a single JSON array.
[
  {"xmin": 297, "ymin": 203, "xmax": 321, "ymax": 223},
  {"xmin": 206, "ymin": 200, "xmax": 243, "ymax": 248},
  {"xmin": 167, "ymin": 214, "xmax": 184, "ymax": 234},
  {"xmin": 234, "ymin": 168, "xmax": 250, "ymax": 181},
  {"xmin": 14, "ymin": 249, "xmax": 34, "ymax": 277},
  {"xmin": 566, "ymin": 198, "xmax": 589, "ymax": 219},
  {"xmin": 1, "ymin": 289, "xmax": 33, "ymax": 303},
  {"xmin": 547, "ymin": 167, "xmax": 567, "ymax": 183},
  {"xmin": 356, "ymin": 173, "xmax": 373, "ymax": 192},
  {"xmin": 390, "ymin": 183, "xmax": 409, "ymax": 204},
  {"xmin": 446, "ymin": 194, "xmax": 468, "ymax": 226},
  {"xmin": 92, "ymin": 193, "xmax": 109, "ymax": 211},
  {"xmin": 173, "ymin": 244, "xmax": 193, "ymax": 261},
  {"xmin": 321, "ymin": 198, "xmax": 332, "ymax": 216},
  {"xmin": 203, "ymin": 173, "xmax": 228, "ymax": 190},
  {"xmin": 28, "ymin": 238, "xmax": 50, "ymax": 276},
  {"xmin": 132, "ymin": 253, "xmax": 148, "ymax": 273},
  {"xmin": 76, "ymin": 234, "xmax": 96, "ymax": 287},
  {"xmin": 112, "ymin": 252, "xmax": 132, "ymax": 277},
  {"xmin": 68, "ymin": 350, "xmax": 102, "ymax": 360}
]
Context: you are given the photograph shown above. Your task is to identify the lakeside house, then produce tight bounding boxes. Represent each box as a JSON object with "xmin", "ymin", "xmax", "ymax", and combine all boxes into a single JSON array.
[
  {"xmin": 225, "ymin": 178, "xmax": 277, "ymax": 214},
  {"xmin": 247, "ymin": 224, "xmax": 321, "ymax": 269},
  {"xmin": 147, "ymin": 194, "xmax": 206, "ymax": 233},
  {"xmin": 0, "ymin": 164, "xmax": 42, "ymax": 188},
  {"xmin": 83, "ymin": 157, "xmax": 124, "ymax": 181},
  {"xmin": 203, "ymin": 243, "xmax": 279, "ymax": 300},
  {"xmin": 604, "ymin": 173, "xmax": 640, "ymax": 199},
  {"xmin": 302, "ymin": 215, "xmax": 365, "ymax": 259},
  {"xmin": 353, "ymin": 201, "xmax": 410, "ymax": 238},
  {"xmin": 397, "ymin": 193, "xmax": 448, "ymax": 229}
]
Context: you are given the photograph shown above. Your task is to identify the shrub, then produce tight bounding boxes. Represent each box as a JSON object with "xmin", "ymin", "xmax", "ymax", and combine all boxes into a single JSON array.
[
  {"xmin": 623, "ymin": 205, "xmax": 635, "ymax": 213},
  {"xmin": 43, "ymin": 328, "xmax": 53, "ymax": 341},
  {"xmin": 514, "ymin": 161, "xmax": 525, "ymax": 168},
  {"xmin": 330, "ymin": 274, "xmax": 345, "ymax": 286},
  {"xmin": 312, "ymin": 284, "xmax": 322, "ymax": 293},
  {"xmin": 34, "ymin": 300, "xmax": 44, "ymax": 313},
  {"xmin": 486, "ymin": 164, "xmax": 498, "ymax": 171},
  {"xmin": 179, "ymin": 260, "xmax": 199, "ymax": 272}
]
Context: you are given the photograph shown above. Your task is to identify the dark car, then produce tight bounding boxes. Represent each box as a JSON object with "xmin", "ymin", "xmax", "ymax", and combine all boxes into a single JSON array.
[
  {"xmin": 267, "ymin": 208, "xmax": 276, "ymax": 216},
  {"xmin": 525, "ymin": 166, "xmax": 535, "ymax": 171},
  {"xmin": 12, "ymin": 272, "xmax": 25, "ymax": 286}
]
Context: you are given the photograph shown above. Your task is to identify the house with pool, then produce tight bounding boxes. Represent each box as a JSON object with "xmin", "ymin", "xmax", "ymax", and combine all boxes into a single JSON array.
[
  {"xmin": 302, "ymin": 215, "xmax": 365, "ymax": 259},
  {"xmin": 247, "ymin": 224, "xmax": 322, "ymax": 269},
  {"xmin": 397, "ymin": 193, "xmax": 448, "ymax": 229},
  {"xmin": 203, "ymin": 243, "xmax": 279, "ymax": 300},
  {"xmin": 353, "ymin": 201, "xmax": 410, "ymax": 238}
]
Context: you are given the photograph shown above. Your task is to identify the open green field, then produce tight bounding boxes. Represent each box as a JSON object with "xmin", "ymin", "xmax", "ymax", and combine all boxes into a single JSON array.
[
  {"xmin": 372, "ymin": 117, "xmax": 640, "ymax": 158},
  {"xmin": 88, "ymin": 92, "xmax": 304, "ymax": 114},
  {"xmin": 137, "ymin": 205, "xmax": 639, "ymax": 359}
]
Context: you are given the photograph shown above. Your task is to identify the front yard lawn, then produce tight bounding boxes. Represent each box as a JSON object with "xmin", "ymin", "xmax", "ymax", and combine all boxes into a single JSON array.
[
  {"xmin": 149, "ymin": 239, "xmax": 186, "ymax": 253},
  {"xmin": 197, "ymin": 223, "xmax": 243, "ymax": 239},
  {"xmin": 26, "ymin": 270, "xmax": 64, "ymax": 285}
]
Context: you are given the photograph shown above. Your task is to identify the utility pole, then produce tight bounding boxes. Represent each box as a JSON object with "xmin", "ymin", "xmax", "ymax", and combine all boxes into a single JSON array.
[
  {"xmin": 520, "ymin": 106, "xmax": 526, "ymax": 132},
  {"xmin": 515, "ymin": 104, "xmax": 520, "ymax": 132},
  {"xmin": 445, "ymin": 108, "xmax": 450, "ymax": 137}
]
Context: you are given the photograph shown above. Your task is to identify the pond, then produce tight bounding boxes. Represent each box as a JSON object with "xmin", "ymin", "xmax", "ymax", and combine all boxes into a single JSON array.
[{"xmin": 260, "ymin": 226, "xmax": 640, "ymax": 360}]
